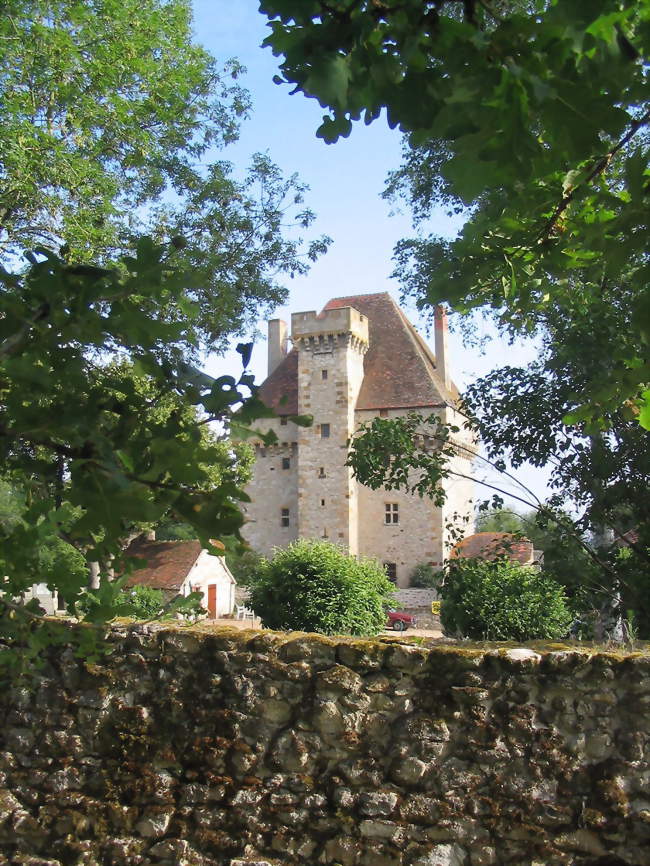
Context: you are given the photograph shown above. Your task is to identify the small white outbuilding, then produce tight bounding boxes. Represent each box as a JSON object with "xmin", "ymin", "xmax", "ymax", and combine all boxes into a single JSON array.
[{"xmin": 124, "ymin": 537, "xmax": 236, "ymax": 618}]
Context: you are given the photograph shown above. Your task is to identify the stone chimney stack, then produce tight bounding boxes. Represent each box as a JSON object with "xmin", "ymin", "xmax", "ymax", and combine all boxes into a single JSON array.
[
  {"xmin": 268, "ymin": 318, "xmax": 288, "ymax": 376},
  {"xmin": 434, "ymin": 305, "xmax": 450, "ymax": 391}
]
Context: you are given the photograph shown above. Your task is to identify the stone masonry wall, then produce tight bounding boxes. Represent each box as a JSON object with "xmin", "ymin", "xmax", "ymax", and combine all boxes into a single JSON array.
[
  {"xmin": 2, "ymin": 626, "xmax": 650, "ymax": 866},
  {"xmin": 240, "ymin": 423, "xmax": 299, "ymax": 556}
]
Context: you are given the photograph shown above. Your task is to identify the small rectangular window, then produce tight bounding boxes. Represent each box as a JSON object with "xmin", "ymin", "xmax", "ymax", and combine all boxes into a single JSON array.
[
  {"xmin": 385, "ymin": 503, "xmax": 399, "ymax": 525},
  {"xmin": 282, "ymin": 457, "xmax": 290, "ymax": 470},
  {"xmin": 281, "ymin": 508, "xmax": 290, "ymax": 527},
  {"xmin": 280, "ymin": 417, "xmax": 288, "ymax": 426},
  {"xmin": 321, "ymin": 369, "xmax": 328, "ymax": 380},
  {"xmin": 320, "ymin": 423, "xmax": 330, "ymax": 438},
  {"xmin": 318, "ymin": 467, "xmax": 326, "ymax": 478},
  {"xmin": 379, "ymin": 408, "xmax": 389, "ymax": 418},
  {"xmin": 321, "ymin": 498, "xmax": 325, "ymax": 507},
  {"xmin": 384, "ymin": 562, "xmax": 397, "ymax": 583}
]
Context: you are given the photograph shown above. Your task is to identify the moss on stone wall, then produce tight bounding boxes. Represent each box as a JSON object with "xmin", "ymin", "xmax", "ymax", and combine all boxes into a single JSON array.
[{"xmin": 1, "ymin": 624, "xmax": 649, "ymax": 865}]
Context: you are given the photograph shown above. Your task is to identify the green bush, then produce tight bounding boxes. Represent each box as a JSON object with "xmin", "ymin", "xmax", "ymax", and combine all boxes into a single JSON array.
[
  {"xmin": 410, "ymin": 562, "xmax": 440, "ymax": 589},
  {"xmin": 117, "ymin": 585, "xmax": 166, "ymax": 619},
  {"xmin": 440, "ymin": 558, "xmax": 573, "ymax": 641},
  {"xmin": 248, "ymin": 540, "xmax": 395, "ymax": 635}
]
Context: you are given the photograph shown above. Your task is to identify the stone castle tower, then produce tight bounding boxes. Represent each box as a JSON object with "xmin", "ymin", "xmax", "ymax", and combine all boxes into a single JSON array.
[{"xmin": 241, "ymin": 293, "xmax": 475, "ymax": 587}]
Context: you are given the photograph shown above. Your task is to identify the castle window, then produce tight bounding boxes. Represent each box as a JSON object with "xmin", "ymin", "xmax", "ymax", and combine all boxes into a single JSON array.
[
  {"xmin": 380, "ymin": 408, "xmax": 389, "ymax": 418},
  {"xmin": 280, "ymin": 417, "xmax": 287, "ymax": 426},
  {"xmin": 385, "ymin": 503, "xmax": 399, "ymax": 525},
  {"xmin": 318, "ymin": 467, "xmax": 326, "ymax": 478},
  {"xmin": 321, "ymin": 498, "xmax": 325, "ymax": 507},
  {"xmin": 281, "ymin": 508, "xmax": 290, "ymax": 527},
  {"xmin": 320, "ymin": 423, "xmax": 330, "ymax": 438},
  {"xmin": 282, "ymin": 457, "xmax": 290, "ymax": 470},
  {"xmin": 321, "ymin": 369, "xmax": 328, "ymax": 380},
  {"xmin": 384, "ymin": 562, "xmax": 397, "ymax": 583}
]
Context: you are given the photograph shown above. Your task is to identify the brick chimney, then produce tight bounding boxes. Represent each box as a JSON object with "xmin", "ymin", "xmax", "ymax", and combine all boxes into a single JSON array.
[
  {"xmin": 434, "ymin": 305, "xmax": 450, "ymax": 391},
  {"xmin": 268, "ymin": 318, "xmax": 288, "ymax": 376}
]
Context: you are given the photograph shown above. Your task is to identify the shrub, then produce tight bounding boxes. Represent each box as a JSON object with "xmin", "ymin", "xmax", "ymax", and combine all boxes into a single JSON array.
[
  {"xmin": 410, "ymin": 562, "xmax": 440, "ymax": 589},
  {"xmin": 248, "ymin": 539, "xmax": 395, "ymax": 635},
  {"xmin": 117, "ymin": 585, "xmax": 166, "ymax": 619},
  {"xmin": 440, "ymin": 558, "xmax": 573, "ymax": 641}
]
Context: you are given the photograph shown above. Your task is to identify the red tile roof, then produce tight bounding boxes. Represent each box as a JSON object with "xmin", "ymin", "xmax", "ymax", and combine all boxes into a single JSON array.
[
  {"xmin": 257, "ymin": 347, "xmax": 298, "ymax": 415},
  {"xmin": 258, "ymin": 292, "xmax": 458, "ymax": 413},
  {"xmin": 450, "ymin": 532, "xmax": 534, "ymax": 566},
  {"xmin": 123, "ymin": 539, "xmax": 202, "ymax": 591},
  {"xmin": 324, "ymin": 293, "xmax": 458, "ymax": 409}
]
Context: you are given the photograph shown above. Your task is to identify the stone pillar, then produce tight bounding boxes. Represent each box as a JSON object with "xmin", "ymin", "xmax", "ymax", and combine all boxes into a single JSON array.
[
  {"xmin": 434, "ymin": 305, "xmax": 450, "ymax": 391},
  {"xmin": 268, "ymin": 319, "xmax": 288, "ymax": 376}
]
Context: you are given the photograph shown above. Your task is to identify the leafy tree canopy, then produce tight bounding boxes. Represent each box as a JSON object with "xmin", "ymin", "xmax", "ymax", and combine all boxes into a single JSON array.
[
  {"xmin": 2, "ymin": 0, "xmax": 330, "ymax": 347},
  {"xmin": 0, "ymin": 246, "xmax": 282, "ymax": 628},
  {"xmin": 261, "ymin": 0, "xmax": 650, "ymax": 425},
  {"xmin": 0, "ymin": 0, "xmax": 326, "ymax": 669}
]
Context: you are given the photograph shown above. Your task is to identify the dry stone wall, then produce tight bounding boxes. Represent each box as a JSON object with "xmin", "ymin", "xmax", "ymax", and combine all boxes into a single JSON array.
[{"xmin": 1, "ymin": 626, "xmax": 650, "ymax": 866}]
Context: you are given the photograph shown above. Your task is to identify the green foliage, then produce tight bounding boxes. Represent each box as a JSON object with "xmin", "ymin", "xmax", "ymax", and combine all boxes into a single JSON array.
[
  {"xmin": 1, "ymin": 1, "xmax": 329, "ymax": 353},
  {"xmin": 248, "ymin": 540, "xmax": 395, "ymax": 635},
  {"xmin": 1, "ymin": 0, "xmax": 328, "ymax": 667},
  {"xmin": 476, "ymin": 507, "xmax": 529, "ymax": 536},
  {"xmin": 117, "ymin": 585, "xmax": 166, "ymax": 620},
  {"xmin": 226, "ymin": 547, "xmax": 263, "ymax": 588},
  {"xmin": 440, "ymin": 558, "xmax": 573, "ymax": 641},
  {"xmin": 0, "ymin": 243, "xmax": 287, "ymax": 664},
  {"xmin": 154, "ymin": 521, "xmax": 197, "ymax": 542},
  {"xmin": 465, "ymin": 289, "xmax": 650, "ymax": 631},
  {"xmin": 410, "ymin": 562, "xmax": 439, "ymax": 589},
  {"xmin": 347, "ymin": 412, "xmax": 455, "ymax": 506},
  {"xmin": 261, "ymin": 0, "xmax": 650, "ymax": 426}
]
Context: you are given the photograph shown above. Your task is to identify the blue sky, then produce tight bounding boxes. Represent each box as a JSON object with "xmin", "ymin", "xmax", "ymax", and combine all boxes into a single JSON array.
[{"xmin": 191, "ymin": 1, "xmax": 551, "ymax": 507}]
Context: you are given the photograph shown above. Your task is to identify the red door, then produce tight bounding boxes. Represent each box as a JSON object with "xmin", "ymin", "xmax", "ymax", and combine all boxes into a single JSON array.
[{"xmin": 207, "ymin": 584, "xmax": 217, "ymax": 619}]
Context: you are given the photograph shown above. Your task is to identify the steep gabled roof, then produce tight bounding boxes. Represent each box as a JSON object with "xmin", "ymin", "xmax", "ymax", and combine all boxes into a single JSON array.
[
  {"xmin": 123, "ymin": 539, "xmax": 202, "ymax": 591},
  {"xmin": 258, "ymin": 292, "xmax": 459, "ymax": 414},
  {"xmin": 258, "ymin": 347, "xmax": 298, "ymax": 415},
  {"xmin": 323, "ymin": 292, "xmax": 458, "ymax": 409}
]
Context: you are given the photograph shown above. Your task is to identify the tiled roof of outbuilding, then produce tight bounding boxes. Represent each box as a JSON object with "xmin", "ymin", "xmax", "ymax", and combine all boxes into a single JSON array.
[
  {"xmin": 450, "ymin": 532, "xmax": 534, "ymax": 566},
  {"xmin": 258, "ymin": 292, "xmax": 458, "ymax": 413},
  {"xmin": 324, "ymin": 292, "xmax": 458, "ymax": 409},
  {"xmin": 123, "ymin": 539, "xmax": 202, "ymax": 591}
]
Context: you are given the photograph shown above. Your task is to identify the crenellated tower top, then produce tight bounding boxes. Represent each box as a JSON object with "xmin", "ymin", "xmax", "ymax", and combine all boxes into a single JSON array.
[{"xmin": 291, "ymin": 306, "xmax": 369, "ymax": 355}]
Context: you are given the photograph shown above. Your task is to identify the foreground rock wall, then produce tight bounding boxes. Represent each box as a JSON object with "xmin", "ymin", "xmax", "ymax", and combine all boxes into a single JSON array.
[{"xmin": 1, "ymin": 626, "xmax": 649, "ymax": 866}]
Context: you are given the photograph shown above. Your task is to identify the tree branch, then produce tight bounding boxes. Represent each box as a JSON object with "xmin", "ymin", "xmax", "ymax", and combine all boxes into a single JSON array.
[{"xmin": 538, "ymin": 109, "xmax": 650, "ymax": 243}]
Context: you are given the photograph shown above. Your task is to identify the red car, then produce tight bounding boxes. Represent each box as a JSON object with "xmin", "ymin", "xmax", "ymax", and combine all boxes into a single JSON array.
[{"xmin": 386, "ymin": 608, "xmax": 417, "ymax": 631}]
